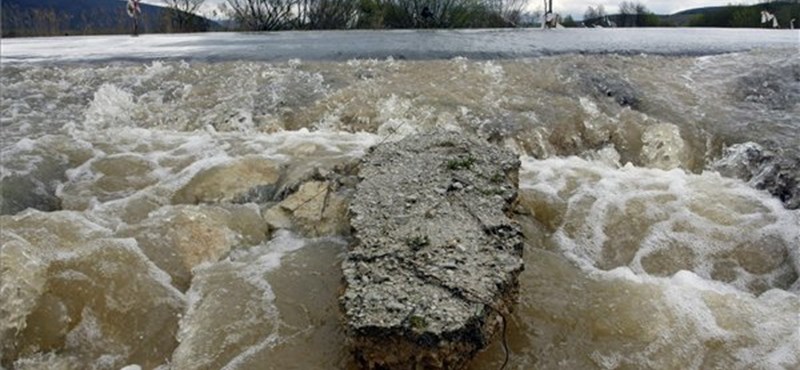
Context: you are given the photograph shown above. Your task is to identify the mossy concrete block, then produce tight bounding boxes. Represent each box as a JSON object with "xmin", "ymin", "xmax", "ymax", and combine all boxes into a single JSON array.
[{"xmin": 341, "ymin": 131, "xmax": 524, "ymax": 369}]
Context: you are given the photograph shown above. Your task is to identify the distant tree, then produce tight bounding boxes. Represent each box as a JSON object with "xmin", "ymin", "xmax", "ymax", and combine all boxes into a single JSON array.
[
  {"xmin": 731, "ymin": 7, "xmax": 760, "ymax": 27},
  {"xmin": 640, "ymin": 12, "xmax": 660, "ymax": 26},
  {"xmin": 774, "ymin": 3, "xmax": 800, "ymax": 28},
  {"xmin": 226, "ymin": 0, "xmax": 295, "ymax": 30},
  {"xmin": 352, "ymin": 0, "xmax": 521, "ymax": 29},
  {"xmin": 210, "ymin": 3, "xmax": 231, "ymax": 28},
  {"xmin": 618, "ymin": 1, "xmax": 653, "ymax": 27},
  {"xmin": 528, "ymin": 9, "xmax": 542, "ymax": 26},
  {"xmin": 584, "ymin": 4, "xmax": 605, "ymax": 25},
  {"xmin": 618, "ymin": 1, "xmax": 634, "ymax": 26},
  {"xmin": 355, "ymin": 0, "xmax": 384, "ymax": 28},
  {"xmin": 561, "ymin": 14, "xmax": 577, "ymax": 27},
  {"xmin": 163, "ymin": 0, "xmax": 206, "ymax": 31},
  {"xmin": 298, "ymin": 0, "xmax": 360, "ymax": 29},
  {"xmin": 633, "ymin": 2, "xmax": 647, "ymax": 26},
  {"xmin": 486, "ymin": 0, "xmax": 527, "ymax": 26}
]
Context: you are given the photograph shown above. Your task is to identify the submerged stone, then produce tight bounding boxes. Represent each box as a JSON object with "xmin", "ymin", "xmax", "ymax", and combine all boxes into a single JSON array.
[
  {"xmin": 264, "ymin": 180, "xmax": 350, "ymax": 237},
  {"xmin": 582, "ymin": 71, "xmax": 640, "ymax": 109},
  {"xmin": 341, "ymin": 131, "xmax": 523, "ymax": 369},
  {"xmin": 59, "ymin": 153, "xmax": 161, "ymax": 211},
  {"xmin": 2, "ymin": 238, "xmax": 185, "ymax": 369},
  {"xmin": 115, "ymin": 204, "xmax": 268, "ymax": 291},
  {"xmin": 170, "ymin": 259, "xmax": 280, "ymax": 370},
  {"xmin": 172, "ymin": 156, "xmax": 282, "ymax": 205},
  {"xmin": 0, "ymin": 174, "xmax": 63, "ymax": 215}
]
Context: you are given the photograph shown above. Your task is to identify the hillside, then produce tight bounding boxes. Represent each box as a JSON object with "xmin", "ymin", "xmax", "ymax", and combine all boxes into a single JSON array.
[
  {"xmin": 582, "ymin": 1, "xmax": 799, "ymax": 27},
  {"xmin": 680, "ymin": 1, "xmax": 800, "ymax": 27},
  {"xmin": 2, "ymin": 0, "xmax": 220, "ymax": 37}
]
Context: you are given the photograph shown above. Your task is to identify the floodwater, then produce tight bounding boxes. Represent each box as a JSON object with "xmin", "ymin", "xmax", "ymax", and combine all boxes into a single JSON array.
[
  {"xmin": 1, "ymin": 29, "xmax": 798, "ymax": 369},
  {"xmin": 2, "ymin": 28, "xmax": 799, "ymax": 63}
]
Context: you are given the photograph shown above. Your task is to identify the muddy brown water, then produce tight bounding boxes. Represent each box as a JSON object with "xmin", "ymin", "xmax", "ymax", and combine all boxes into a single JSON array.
[{"xmin": 1, "ymin": 34, "xmax": 798, "ymax": 369}]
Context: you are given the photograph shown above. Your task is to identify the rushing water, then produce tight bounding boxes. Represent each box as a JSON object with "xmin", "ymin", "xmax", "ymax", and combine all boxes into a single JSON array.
[{"xmin": 1, "ymin": 30, "xmax": 799, "ymax": 370}]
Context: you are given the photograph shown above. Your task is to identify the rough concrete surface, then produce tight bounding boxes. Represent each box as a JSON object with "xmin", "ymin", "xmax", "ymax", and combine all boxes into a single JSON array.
[{"xmin": 341, "ymin": 130, "xmax": 524, "ymax": 369}]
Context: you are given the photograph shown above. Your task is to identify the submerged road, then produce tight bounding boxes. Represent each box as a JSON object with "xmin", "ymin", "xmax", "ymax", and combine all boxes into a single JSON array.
[{"xmin": 2, "ymin": 28, "xmax": 799, "ymax": 64}]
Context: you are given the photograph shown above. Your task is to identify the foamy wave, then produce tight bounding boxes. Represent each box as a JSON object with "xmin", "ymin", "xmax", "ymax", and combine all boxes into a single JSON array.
[{"xmin": 519, "ymin": 155, "xmax": 799, "ymax": 294}]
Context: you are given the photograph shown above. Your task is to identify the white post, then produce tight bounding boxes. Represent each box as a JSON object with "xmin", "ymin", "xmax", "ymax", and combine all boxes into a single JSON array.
[{"xmin": 542, "ymin": 0, "xmax": 548, "ymax": 28}]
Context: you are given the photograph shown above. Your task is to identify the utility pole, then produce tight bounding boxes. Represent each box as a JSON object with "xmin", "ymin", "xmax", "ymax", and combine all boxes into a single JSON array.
[{"xmin": 543, "ymin": 0, "xmax": 555, "ymax": 28}]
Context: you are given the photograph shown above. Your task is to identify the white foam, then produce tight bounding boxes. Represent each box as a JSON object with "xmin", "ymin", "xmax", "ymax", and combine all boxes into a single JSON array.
[
  {"xmin": 589, "ymin": 265, "xmax": 799, "ymax": 368},
  {"xmin": 84, "ymin": 84, "xmax": 136, "ymax": 130},
  {"xmin": 481, "ymin": 61, "xmax": 505, "ymax": 83},
  {"xmin": 229, "ymin": 230, "xmax": 308, "ymax": 275},
  {"xmin": 640, "ymin": 123, "xmax": 687, "ymax": 170},
  {"xmin": 375, "ymin": 94, "xmax": 421, "ymax": 141},
  {"xmin": 520, "ymin": 155, "xmax": 800, "ymax": 294},
  {"xmin": 138, "ymin": 61, "xmax": 173, "ymax": 83}
]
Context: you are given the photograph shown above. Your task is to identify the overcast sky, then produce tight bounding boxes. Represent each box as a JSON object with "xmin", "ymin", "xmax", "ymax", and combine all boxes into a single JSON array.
[{"xmin": 149, "ymin": 0, "xmax": 759, "ymax": 20}]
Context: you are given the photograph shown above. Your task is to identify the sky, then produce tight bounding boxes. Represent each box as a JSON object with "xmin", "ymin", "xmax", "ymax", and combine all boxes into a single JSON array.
[{"xmin": 148, "ymin": 0, "xmax": 761, "ymax": 20}]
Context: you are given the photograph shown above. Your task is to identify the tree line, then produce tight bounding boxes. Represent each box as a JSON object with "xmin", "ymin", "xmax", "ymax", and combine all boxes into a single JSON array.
[
  {"xmin": 2, "ymin": 0, "xmax": 532, "ymax": 36},
  {"xmin": 220, "ymin": 0, "xmax": 528, "ymax": 30},
  {"xmin": 7, "ymin": 0, "xmax": 794, "ymax": 37},
  {"xmin": 580, "ymin": 1, "xmax": 660, "ymax": 27}
]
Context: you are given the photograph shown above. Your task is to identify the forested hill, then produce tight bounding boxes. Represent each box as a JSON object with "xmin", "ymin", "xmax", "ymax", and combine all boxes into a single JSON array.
[
  {"xmin": 678, "ymin": 1, "xmax": 799, "ymax": 27},
  {"xmin": 581, "ymin": 1, "xmax": 799, "ymax": 28},
  {"xmin": 2, "ymin": 0, "xmax": 219, "ymax": 37}
]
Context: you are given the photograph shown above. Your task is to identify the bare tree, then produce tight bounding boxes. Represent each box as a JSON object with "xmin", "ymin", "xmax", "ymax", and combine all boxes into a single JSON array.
[
  {"xmin": 298, "ymin": 0, "xmax": 360, "ymax": 29},
  {"xmin": 584, "ymin": 4, "xmax": 605, "ymax": 21},
  {"xmin": 487, "ymin": 0, "xmax": 527, "ymax": 25},
  {"xmin": 163, "ymin": 0, "xmax": 205, "ymax": 31},
  {"xmin": 226, "ymin": 0, "xmax": 295, "ymax": 30},
  {"xmin": 618, "ymin": 1, "xmax": 634, "ymax": 27},
  {"xmin": 618, "ymin": 1, "xmax": 650, "ymax": 27},
  {"xmin": 633, "ymin": 2, "xmax": 648, "ymax": 26},
  {"xmin": 421, "ymin": 0, "xmax": 460, "ymax": 27}
]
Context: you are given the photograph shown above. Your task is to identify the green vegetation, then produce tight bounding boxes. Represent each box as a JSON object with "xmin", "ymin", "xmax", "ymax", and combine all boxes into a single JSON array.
[
  {"xmin": 561, "ymin": 15, "xmax": 577, "ymax": 27},
  {"xmin": 409, "ymin": 315, "xmax": 428, "ymax": 329},
  {"xmin": 490, "ymin": 173, "xmax": 505, "ymax": 183},
  {"xmin": 478, "ymin": 187, "xmax": 506, "ymax": 196},
  {"xmin": 446, "ymin": 155, "xmax": 476, "ymax": 171}
]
